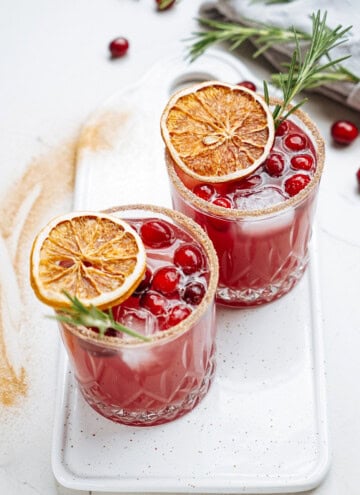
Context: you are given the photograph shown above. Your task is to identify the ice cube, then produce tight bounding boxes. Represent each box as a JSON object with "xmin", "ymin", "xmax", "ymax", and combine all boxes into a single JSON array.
[
  {"xmin": 117, "ymin": 306, "xmax": 159, "ymax": 339},
  {"xmin": 234, "ymin": 187, "xmax": 287, "ymax": 211}
]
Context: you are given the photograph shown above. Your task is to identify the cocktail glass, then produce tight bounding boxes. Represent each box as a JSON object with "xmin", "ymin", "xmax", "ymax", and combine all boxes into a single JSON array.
[
  {"xmin": 59, "ymin": 204, "xmax": 219, "ymax": 426},
  {"xmin": 165, "ymin": 104, "xmax": 325, "ymax": 306}
]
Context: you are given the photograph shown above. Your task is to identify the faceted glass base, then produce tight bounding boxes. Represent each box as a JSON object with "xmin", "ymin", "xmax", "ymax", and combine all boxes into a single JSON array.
[
  {"xmin": 80, "ymin": 351, "xmax": 216, "ymax": 427},
  {"xmin": 216, "ymin": 259, "xmax": 308, "ymax": 307}
]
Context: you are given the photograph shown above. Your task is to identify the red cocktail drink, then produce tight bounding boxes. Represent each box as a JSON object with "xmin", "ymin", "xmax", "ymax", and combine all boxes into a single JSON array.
[
  {"xmin": 59, "ymin": 205, "xmax": 219, "ymax": 426},
  {"xmin": 165, "ymin": 105, "xmax": 325, "ymax": 306}
]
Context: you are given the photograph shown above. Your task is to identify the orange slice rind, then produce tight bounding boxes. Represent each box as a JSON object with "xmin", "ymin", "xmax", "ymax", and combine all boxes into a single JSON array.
[
  {"xmin": 30, "ymin": 211, "xmax": 146, "ymax": 310},
  {"xmin": 160, "ymin": 80, "xmax": 275, "ymax": 183}
]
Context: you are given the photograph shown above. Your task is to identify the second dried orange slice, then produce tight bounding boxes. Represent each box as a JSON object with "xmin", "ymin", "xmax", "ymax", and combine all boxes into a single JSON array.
[
  {"xmin": 30, "ymin": 212, "xmax": 146, "ymax": 310},
  {"xmin": 160, "ymin": 81, "xmax": 274, "ymax": 183}
]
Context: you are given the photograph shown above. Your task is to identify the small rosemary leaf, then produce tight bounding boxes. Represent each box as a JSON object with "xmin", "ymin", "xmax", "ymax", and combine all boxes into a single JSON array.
[{"xmin": 263, "ymin": 81, "xmax": 270, "ymax": 105}]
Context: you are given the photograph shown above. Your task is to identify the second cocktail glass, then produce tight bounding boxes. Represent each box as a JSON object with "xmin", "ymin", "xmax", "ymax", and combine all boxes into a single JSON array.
[{"xmin": 162, "ymin": 83, "xmax": 325, "ymax": 306}]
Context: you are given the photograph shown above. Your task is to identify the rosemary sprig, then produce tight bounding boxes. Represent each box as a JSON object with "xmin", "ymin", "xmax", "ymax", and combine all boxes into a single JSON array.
[
  {"xmin": 187, "ymin": 15, "xmax": 358, "ymax": 87},
  {"xmin": 188, "ymin": 17, "xmax": 312, "ymax": 61},
  {"xmin": 50, "ymin": 292, "xmax": 150, "ymax": 342},
  {"xmin": 265, "ymin": 11, "xmax": 353, "ymax": 124}
]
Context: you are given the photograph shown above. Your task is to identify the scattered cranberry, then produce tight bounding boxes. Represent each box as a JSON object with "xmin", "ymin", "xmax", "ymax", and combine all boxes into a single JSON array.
[
  {"xmin": 356, "ymin": 168, "xmax": 360, "ymax": 187},
  {"xmin": 284, "ymin": 133, "xmax": 307, "ymax": 151},
  {"xmin": 167, "ymin": 304, "xmax": 191, "ymax": 327},
  {"xmin": 290, "ymin": 154, "xmax": 314, "ymax": 171},
  {"xmin": 134, "ymin": 267, "xmax": 153, "ymax": 295},
  {"xmin": 152, "ymin": 266, "xmax": 180, "ymax": 294},
  {"xmin": 156, "ymin": 0, "xmax": 176, "ymax": 10},
  {"xmin": 265, "ymin": 153, "xmax": 285, "ymax": 177},
  {"xmin": 174, "ymin": 243, "xmax": 204, "ymax": 274},
  {"xmin": 284, "ymin": 174, "xmax": 311, "ymax": 197},
  {"xmin": 212, "ymin": 196, "xmax": 233, "ymax": 208},
  {"xmin": 109, "ymin": 37, "xmax": 129, "ymax": 58},
  {"xmin": 193, "ymin": 183, "xmax": 215, "ymax": 201},
  {"xmin": 141, "ymin": 291, "xmax": 168, "ymax": 315},
  {"xmin": 275, "ymin": 120, "xmax": 290, "ymax": 137},
  {"xmin": 140, "ymin": 220, "xmax": 174, "ymax": 248},
  {"xmin": 237, "ymin": 80, "xmax": 257, "ymax": 92},
  {"xmin": 183, "ymin": 282, "xmax": 206, "ymax": 305},
  {"xmin": 331, "ymin": 120, "xmax": 359, "ymax": 145}
]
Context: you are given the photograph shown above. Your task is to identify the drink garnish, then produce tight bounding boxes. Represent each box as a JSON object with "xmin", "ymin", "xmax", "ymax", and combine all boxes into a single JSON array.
[
  {"xmin": 188, "ymin": 11, "xmax": 358, "ymax": 126},
  {"xmin": 51, "ymin": 292, "xmax": 150, "ymax": 342},
  {"xmin": 160, "ymin": 81, "xmax": 275, "ymax": 183},
  {"xmin": 30, "ymin": 211, "xmax": 146, "ymax": 310},
  {"xmin": 263, "ymin": 11, "xmax": 355, "ymax": 125}
]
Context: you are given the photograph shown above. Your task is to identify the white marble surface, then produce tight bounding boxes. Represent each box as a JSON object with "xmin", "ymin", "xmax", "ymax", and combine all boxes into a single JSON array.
[{"xmin": 1, "ymin": 1, "xmax": 360, "ymax": 494}]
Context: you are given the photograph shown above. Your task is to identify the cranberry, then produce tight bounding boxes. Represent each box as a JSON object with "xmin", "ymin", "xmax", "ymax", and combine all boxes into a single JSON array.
[
  {"xmin": 183, "ymin": 282, "xmax": 206, "ymax": 305},
  {"xmin": 193, "ymin": 183, "xmax": 215, "ymax": 201},
  {"xmin": 264, "ymin": 153, "xmax": 285, "ymax": 177},
  {"xmin": 152, "ymin": 266, "xmax": 180, "ymax": 294},
  {"xmin": 134, "ymin": 267, "xmax": 153, "ymax": 295},
  {"xmin": 230, "ymin": 175, "xmax": 262, "ymax": 191},
  {"xmin": 356, "ymin": 168, "xmax": 360, "ymax": 187},
  {"xmin": 109, "ymin": 37, "xmax": 129, "ymax": 58},
  {"xmin": 140, "ymin": 220, "xmax": 174, "ymax": 248},
  {"xmin": 290, "ymin": 154, "xmax": 314, "ymax": 171},
  {"xmin": 284, "ymin": 174, "xmax": 311, "ymax": 197},
  {"xmin": 212, "ymin": 196, "xmax": 233, "ymax": 208},
  {"xmin": 156, "ymin": 0, "xmax": 176, "ymax": 10},
  {"xmin": 331, "ymin": 120, "xmax": 359, "ymax": 145},
  {"xmin": 141, "ymin": 291, "xmax": 168, "ymax": 316},
  {"xmin": 167, "ymin": 304, "xmax": 191, "ymax": 327},
  {"xmin": 276, "ymin": 120, "xmax": 290, "ymax": 137},
  {"xmin": 237, "ymin": 81, "xmax": 257, "ymax": 92},
  {"xmin": 174, "ymin": 243, "xmax": 204, "ymax": 274},
  {"xmin": 284, "ymin": 133, "xmax": 307, "ymax": 151}
]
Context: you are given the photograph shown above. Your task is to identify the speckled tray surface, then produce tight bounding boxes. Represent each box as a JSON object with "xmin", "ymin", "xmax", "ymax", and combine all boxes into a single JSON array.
[{"xmin": 52, "ymin": 50, "xmax": 329, "ymax": 493}]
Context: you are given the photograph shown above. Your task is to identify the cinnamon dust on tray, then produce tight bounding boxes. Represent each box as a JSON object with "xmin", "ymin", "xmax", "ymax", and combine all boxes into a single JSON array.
[
  {"xmin": 77, "ymin": 111, "xmax": 129, "ymax": 152},
  {"xmin": 0, "ymin": 110, "xmax": 129, "ymax": 408},
  {"xmin": 0, "ymin": 138, "xmax": 77, "ymax": 407}
]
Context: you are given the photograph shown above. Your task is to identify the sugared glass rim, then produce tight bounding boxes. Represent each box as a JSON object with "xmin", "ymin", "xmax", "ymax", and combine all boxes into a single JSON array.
[
  {"xmin": 61, "ymin": 204, "xmax": 219, "ymax": 349},
  {"xmin": 166, "ymin": 100, "xmax": 325, "ymax": 219}
]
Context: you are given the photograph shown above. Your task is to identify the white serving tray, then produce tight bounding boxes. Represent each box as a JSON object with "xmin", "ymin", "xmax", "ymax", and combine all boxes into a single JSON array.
[{"xmin": 52, "ymin": 50, "xmax": 329, "ymax": 493}]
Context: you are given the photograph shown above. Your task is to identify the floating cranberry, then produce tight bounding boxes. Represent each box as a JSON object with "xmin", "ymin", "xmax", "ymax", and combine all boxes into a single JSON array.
[
  {"xmin": 284, "ymin": 133, "xmax": 307, "ymax": 151},
  {"xmin": 265, "ymin": 153, "xmax": 285, "ymax": 177},
  {"xmin": 331, "ymin": 120, "xmax": 359, "ymax": 145},
  {"xmin": 141, "ymin": 291, "xmax": 168, "ymax": 316},
  {"xmin": 275, "ymin": 120, "xmax": 290, "ymax": 137},
  {"xmin": 285, "ymin": 174, "xmax": 311, "ymax": 197},
  {"xmin": 140, "ymin": 220, "xmax": 174, "ymax": 248},
  {"xmin": 193, "ymin": 183, "xmax": 215, "ymax": 201},
  {"xmin": 156, "ymin": 0, "xmax": 176, "ymax": 10},
  {"xmin": 109, "ymin": 37, "xmax": 129, "ymax": 58},
  {"xmin": 229, "ymin": 175, "xmax": 262, "ymax": 193},
  {"xmin": 290, "ymin": 154, "xmax": 314, "ymax": 171},
  {"xmin": 212, "ymin": 196, "xmax": 233, "ymax": 208},
  {"xmin": 152, "ymin": 266, "xmax": 180, "ymax": 294},
  {"xmin": 174, "ymin": 243, "xmax": 204, "ymax": 274},
  {"xmin": 134, "ymin": 267, "xmax": 153, "ymax": 295},
  {"xmin": 167, "ymin": 304, "xmax": 191, "ymax": 327},
  {"xmin": 183, "ymin": 282, "xmax": 206, "ymax": 305},
  {"xmin": 237, "ymin": 80, "xmax": 257, "ymax": 92}
]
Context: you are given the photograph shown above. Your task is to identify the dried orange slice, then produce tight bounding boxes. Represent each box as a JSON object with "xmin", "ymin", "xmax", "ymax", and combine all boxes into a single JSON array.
[
  {"xmin": 30, "ymin": 212, "xmax": 146, "ymax": 310},
  {"xmin": 160, "ymin": 80, "xmax": 274, "ymax": 183}
]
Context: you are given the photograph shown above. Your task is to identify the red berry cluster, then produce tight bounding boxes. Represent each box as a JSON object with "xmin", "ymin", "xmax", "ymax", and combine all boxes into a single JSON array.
[
  {"xmin": 193, "ymin": 118, "xmax": 317, "ymax": 209},
  {"xmin": 113, "ymin": 219, "xmax": 208, "ymax": 332}
]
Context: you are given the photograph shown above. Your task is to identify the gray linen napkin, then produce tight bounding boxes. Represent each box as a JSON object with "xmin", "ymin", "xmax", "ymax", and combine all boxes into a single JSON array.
[{"xmin": 199, "ymin": 0, "xmax": 360, "ymax": 111}]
